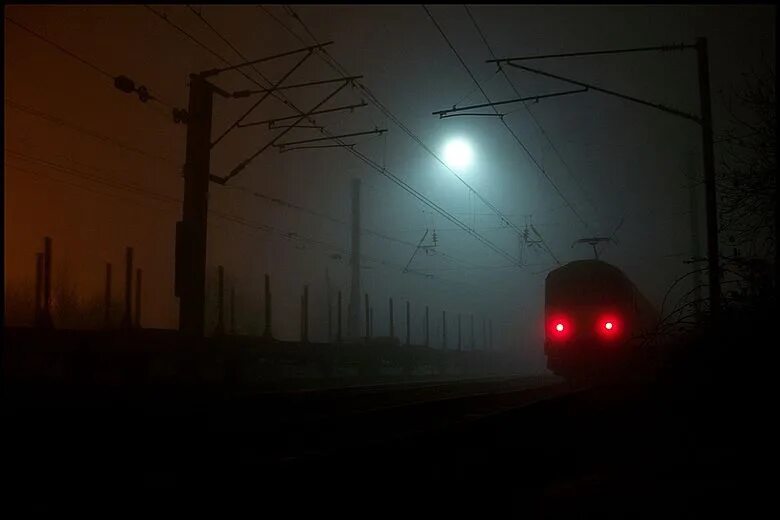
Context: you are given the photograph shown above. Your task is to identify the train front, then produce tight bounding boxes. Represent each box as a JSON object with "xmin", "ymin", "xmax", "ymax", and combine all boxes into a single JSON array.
[{"xmin": 543, "ymin": 260, "xmax": 637, "ymax": 380}]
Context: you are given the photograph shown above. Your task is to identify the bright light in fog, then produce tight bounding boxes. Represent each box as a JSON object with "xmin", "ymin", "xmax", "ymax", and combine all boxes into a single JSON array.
[
  {"xmin": 605, "ymin": 322, "xmax": 613, "ymax": 330},
  {"xmin": 555, "ymin": 323, "xmax": 564, "ymax": 332},
  {"xmin": 443, "ymin": 138, "xmax": 473, "ymax": 170}
]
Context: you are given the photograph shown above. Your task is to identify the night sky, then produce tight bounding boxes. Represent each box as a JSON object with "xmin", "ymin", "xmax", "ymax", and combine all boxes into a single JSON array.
[{"xmin": 4, "ymin": 5, "xmax": 775, "ymax": 369}]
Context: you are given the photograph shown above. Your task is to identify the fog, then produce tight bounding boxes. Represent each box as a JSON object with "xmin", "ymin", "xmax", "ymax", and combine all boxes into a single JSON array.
[{"xmin": 4, "ymin": 5, "xmax": 775, "ymax": 371}]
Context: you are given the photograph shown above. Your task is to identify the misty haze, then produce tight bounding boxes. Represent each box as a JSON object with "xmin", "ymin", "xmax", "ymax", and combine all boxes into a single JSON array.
[{"xmin": 3, "ymin": 4, "xmax": 775, "ymax": 516}]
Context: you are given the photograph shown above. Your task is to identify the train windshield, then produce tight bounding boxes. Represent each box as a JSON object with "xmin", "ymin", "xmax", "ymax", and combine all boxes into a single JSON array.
[
  {"xmin": 547, "ymin": 282, "xmax": 631, "ymax": 308},
  {"xmin": 545, "ymin": 262, "xmax": 634, "ymax": 309}
]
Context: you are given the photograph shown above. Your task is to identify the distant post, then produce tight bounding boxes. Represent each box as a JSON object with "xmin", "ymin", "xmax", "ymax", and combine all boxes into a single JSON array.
[
  {"xmin": 134, "ymin": 268, "xmax": 142, "ymax": 329},
  {"xmin": 389, "ymin": 297, "xmax": 394, "ymax": 339},
  {"xmin": 121, "ymin": 246, "xmax": 133, "ymax": 330},
  {"xmin": 442, "ymin": 310, "xmax": 447, "ymax": 349},
  {"xmin": 104, "ymin": 262, "xmax": 112, "ymax": 329},
  {"xmin": 301, "ymin": 284, "xmax": 309, "ymax": 344},
  {"xmin": 337, "ymin": 290, "xmax": 343, "ymax": 343},
  {"xmin": 369, "ymin": 307, "xmax": 374, "ymax": 339},
  {"xmin": 364, "ymin": 293, "xmax": 370, "ymax": 343},
  {"xmin": 470, "ymin": 314, "xmax": 475, "ymax": 350},
  {"xmin": 34, "ymin": 253, "xmax": 43, "ymax": 326},
  {"xmin": 230, "ymin": 285, "xmax": 236, "ymax": 335},
  {"xmin": 42, "ymin": 237, "xmax": 53, "ymax": 328},
  {"xmin": 406, "ymin": 300, "xmax": 411, "ymax": 346},
  {"xmin": 327, "ymin": 290, "xmax": 333, "ymax": 342},
  {"xmin": 425, "ymin": 305, "xmax": 430, "ymax": 347},
  {"xmin": 214, "ymin": 265, "xmax": 225, "ymax": 336},
  {"xmin": 262, "ymin": 273, "xmax": 273, "ymax": 340},
  {"xmin": 482, "ymin": 317, "xmax": 487, "ymax": 350},
  {"xmin": 489, "ymin": 319, "xmax": 493, "ymax": 350},
  {"xmin": 457, "ymin": 314, "xmax": 462, "ymax": 352}
]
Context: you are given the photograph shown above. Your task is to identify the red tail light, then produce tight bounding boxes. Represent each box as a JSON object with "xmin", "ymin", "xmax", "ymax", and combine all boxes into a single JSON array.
[
  {"xmin": 548, "ymin": 316, "xmax": 571, "ymax": 340},
  {"xmin": 597, "ymin": 315, "xmax": 620, "ymax": 339}
]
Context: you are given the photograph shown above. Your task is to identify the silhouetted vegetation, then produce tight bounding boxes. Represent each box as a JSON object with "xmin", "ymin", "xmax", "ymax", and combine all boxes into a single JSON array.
[{"xmin": 718, "ymin": 54, "xmax": 776, "ymax": 303}]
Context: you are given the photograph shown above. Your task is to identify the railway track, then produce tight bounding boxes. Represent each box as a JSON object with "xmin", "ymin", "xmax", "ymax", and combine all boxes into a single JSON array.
[
  {"xmin": 204, "ymin": 378, "xmax": 568, "ymax": 462},
  {"xmin": 252, "ymin": 378, "xmax": 570, "ymax": 461},
  {"xmin": 6, "ymin": 373, "xmax": 576, "ymax": 512},
  {"xmin": 12, "ymin": 375, "xmax": 738, "ymax": 518},
  {"xmin": 133, "ymin": 375, "xmax": 573, "ymax": 487}
]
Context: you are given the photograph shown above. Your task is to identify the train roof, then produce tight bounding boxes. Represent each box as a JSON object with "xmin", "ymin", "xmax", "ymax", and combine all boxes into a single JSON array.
[
  {"xmin": 546, "ymin": 259, "xmax": 630, "ymax": 283},
  {"xmin": 545, "ymin": 259, "xmax": 658, "ymax": 317}
]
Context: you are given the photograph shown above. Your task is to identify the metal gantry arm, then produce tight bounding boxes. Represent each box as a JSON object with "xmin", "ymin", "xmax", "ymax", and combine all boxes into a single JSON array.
[
  {"xmin": 210, "ymin": 51, "xmax": 315, "ymax": 148},
  {"xmin": 432, "ymin": 88, "xmax": 587, "ymax": 118},
  {"xmin": 279, "ymin": 143, "xmax": 356, "ymax": 153},
  {"xmin": 232, "ymin": 76, "xmax": 363, "ymax": 97},
  {"xmin": 239, "ymin": 101, "xmax": 368, "ymax": 129},
  {"xmin": 403, "ymin": 229, "xmax": 430, "ymax": 275},
  {"xmin": 268, "ymin": 124, "xmax": 324, "ymax": 130},
  {"xmin": 219, "ymin": 79, "xmax": 353, "ymax": 183},
  {"xmin": 530, "ymin": 224, "xmax": 560, "ymax": 265},
  {"xmin": 274, "ymin": 128, "xmax": 387, "ymax": 149},
  {"xmin": 490, "ymin": 39, "xmax": 721, "ymax": 317},
  {"xmin": 486, "ymin": 43, "xmax": 692, "ymax": 65},
  {"xmin": 439, "ymin": 113, "xmax": 504, "ymax": 119},
  {"xmin": 200, "ymin": 41, "xmax": 334, "ymax": 77},
  {"xmin": 506, "ymin": 63, "xmax": 701, "ymax": 124},
  {"xmin": 175, "ymin": 34, "xmax": 375, "ymax": 335}
]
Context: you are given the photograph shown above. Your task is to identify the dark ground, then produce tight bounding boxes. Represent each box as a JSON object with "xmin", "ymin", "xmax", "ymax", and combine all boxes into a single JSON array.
[{"xmin": 2, "ymin": 303, "xmax": 772, "ymax": 517}]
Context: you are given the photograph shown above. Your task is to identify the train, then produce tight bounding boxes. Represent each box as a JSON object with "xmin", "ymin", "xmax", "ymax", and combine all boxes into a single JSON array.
[{"xmin": 544, "ymin": 259, "xmax": 659, "ymax": 381}]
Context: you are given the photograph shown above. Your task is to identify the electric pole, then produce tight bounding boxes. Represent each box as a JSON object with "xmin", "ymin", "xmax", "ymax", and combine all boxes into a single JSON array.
[
  {"xmin": 491, "ymin": 38, "xmax": 722, "ymax": 319},
  {"xmin": 173, "ymin": 44, "xmax": 374, "ymax": 337},
  {"xmin": 176, "ymin": 74, "xmax": 213, "ymax": 336},
  {"xmin": 696, "ymin": 37, "xmax": 721, "ymax": 318},
  {"xmin": 347, "ymin": 179, "xmax": 362, "ymax": 339},
  {"xmin": 687, "ymin": 148, "xmax": 704, "ymax": 320}
]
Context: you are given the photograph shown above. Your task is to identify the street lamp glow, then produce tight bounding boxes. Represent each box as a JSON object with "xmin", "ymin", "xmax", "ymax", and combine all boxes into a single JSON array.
[{"xmin": 443, "ymin": 138, "xmax": 473, "ymax": 170}]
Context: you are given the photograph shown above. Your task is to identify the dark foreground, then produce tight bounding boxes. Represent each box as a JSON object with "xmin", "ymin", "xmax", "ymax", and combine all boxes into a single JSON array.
[{"xmin": 2, "ymin": 308, "xmax": 769, "ymax": 517}]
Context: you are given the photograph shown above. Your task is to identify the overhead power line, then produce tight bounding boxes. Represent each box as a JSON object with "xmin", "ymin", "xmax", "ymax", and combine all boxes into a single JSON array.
[
  {"xmin": 260, "ymin": 5, "xmax": 522, "ymax": 265},
  {"xmin": 5, "ymin": 16, "xmax": 112, "ymax": 79},
  {"xmin": 422, "ymin": 5, "xmax": 568, "ymax": 262},
  {"xmin": 145, "ymin": 4, "xmax": 282, "ymax": 100},
  {"xmin": 148, "ymin": 4, "xmax": 520, "ymax": 267},
  {"xmin": 485, "ymin": 43, "xmax": 692, "ymax": 64},
  {"xmin": 6, "ymin": 161, "xmax": 184, "ymax": 217},
  {"xmin": 6, "ymin": 150, "xmax": 493, "ymax": 294},
  {"xmin": 464, "ymin": 5, "xmax": 602, "ymax": 227},
  {"xmin": 186, "ymin": 4, "xmax": 266, "ymax": 80},
  {"xmin": 7, "ymin": 14, "xmax": 178, "ymax": 117},
  {"xmin": 285, "ymin": 5, "xmax": 565, "ymax": 266},
  {"xmin": 424, "ymin": 5, "xmax": 585, "ymax": 237},
  {"xmin": 145, "ymin": 6, "xmax": 232, "ymax": 72},
  {"xmin": 6, "ymin": 149, "xmax": 180, "ymax": 203},
  {"xmin": 344, "ymin": 140, "xmax": 520, "ymax": 264},
  {"xmin": 218, "ymin": 182, "xmax": 481, "ymax": 269},
  {"xmin": 153, "ymin": 4, "xmax": 527, "ymax": 269},
  {"xmin": 146, "ymin": 7, "xmax": 481, "ymax": 269},
  {"xmin": 5, "ymin": 98, "xmax": 179, "ymax": 166},
  {"xmin": 432, "ymin": 88, "xmax": 588, "ymax": 117},
  {"xmin": 150, "ymin": 4, "xmax": 333, "ymax": 118},
  {"xmin": 3, "ymin": 149, "xmax": 372, "ymax": 262},
  {"xmin": 156, "ymin": 5, "xmax": 379, "ymax": 191},
  {"xmin": 183, "ymin": 4, "xmax": 324, "ymax": 115}
]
